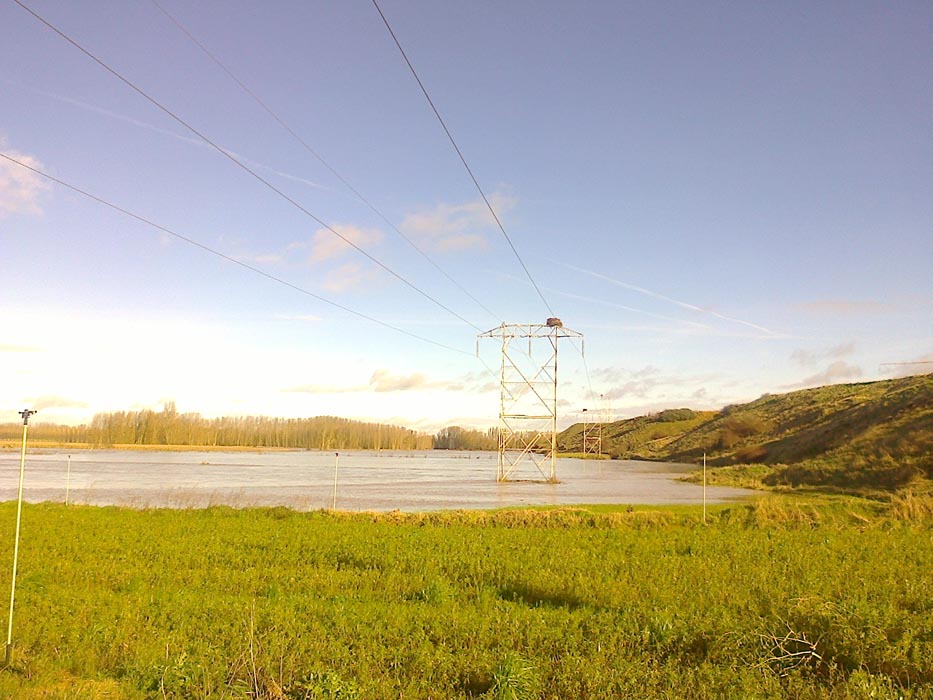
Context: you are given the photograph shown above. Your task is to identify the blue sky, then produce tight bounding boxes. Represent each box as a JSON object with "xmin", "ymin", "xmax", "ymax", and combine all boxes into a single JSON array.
[{"xmin": 1, "ymin": 0, "xmax": 931, "ymax": 431}]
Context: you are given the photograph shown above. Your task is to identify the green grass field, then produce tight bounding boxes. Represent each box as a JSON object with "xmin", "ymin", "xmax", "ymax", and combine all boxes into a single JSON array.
[{"xmin": 0, "ymin": 497, "xmax": 931, "ymax": 699}]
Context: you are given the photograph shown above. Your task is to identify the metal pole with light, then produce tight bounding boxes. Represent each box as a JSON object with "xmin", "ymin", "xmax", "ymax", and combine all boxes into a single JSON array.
[{"xmin": 6, "ymin": 408, "xmax": 36, "ymax": 666}]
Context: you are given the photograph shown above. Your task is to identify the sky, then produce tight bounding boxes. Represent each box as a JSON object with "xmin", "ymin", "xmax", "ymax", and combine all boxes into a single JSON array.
[{"xmin": 1, "ymin": 0, "xmax": 931, "ymax": 433}]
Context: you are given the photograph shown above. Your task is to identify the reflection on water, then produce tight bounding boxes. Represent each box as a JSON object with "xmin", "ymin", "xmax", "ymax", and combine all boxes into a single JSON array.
[{"xmin": 0, "ymin": 449, "xmax": 753, "ymax": 511}]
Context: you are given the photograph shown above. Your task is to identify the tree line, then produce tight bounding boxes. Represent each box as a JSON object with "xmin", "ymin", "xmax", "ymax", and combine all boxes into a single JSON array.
[
  {"xmin": 432, "ymin": 425, "xmax": 498, "ymax": 451},
  {"xmin": 0, "ymin": 404, "xmax": 508, "ymax": 452},
  {"xmin": 0, "ymin": 403, "xmax": 432, "ymax": 450}
]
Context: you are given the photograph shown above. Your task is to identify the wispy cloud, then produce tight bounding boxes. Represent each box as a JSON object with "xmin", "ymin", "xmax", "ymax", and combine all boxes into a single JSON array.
[
  {"xmin": 282, "ymin": 368, "xmax": 481, "ymax": 395},
  {"xmin": 10, "ymin": 83, "xmax": 329, "ymax": 192},
  {"xmin": 880, "ymin": 353, "xmax": 933, "ymax": 378},
  {"xmin": 795, "ymin": 300, "xmax": 894, "ymax": 315},
  {"xmin": 0, "ymin": 142, "xmax": 49, "ymax": 218},
  {"xmin": 306, "ymin": 225, "xmax": 383, "ymax": 264},
  {"xmin": 785, "ymin": 360, "xmax": 862, "ymax": 389},
  {"xmin": 369, "ymin": 369, "xmax": 427, "ymax": 392},
  {"xmin": 790, "ymin": 341, "xmax": 856, "ymax": 367},
  {"xmin": 556, "ymin": 261, "xmax": 778, "ymax": 335},
  {"xmin": 239, "ymin": 224, "xmax": 386, "ymax": 293},
  {"xmin": 593, "ymin": 364, "xmax": 728, "ymax": 408},
  {"xmin": 320, "ymin": 261, "xmax": 385, "ymax": 293},
  {"xmin": 400, "ymin": 191, "xmax": 515, "ymax": 253},
  {"xmin": 25, "ymin": 395, "xmax": 89, "ymax": 411}
]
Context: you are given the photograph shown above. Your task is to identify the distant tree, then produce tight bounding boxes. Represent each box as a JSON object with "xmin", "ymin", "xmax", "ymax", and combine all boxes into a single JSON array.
[{"xmin": 655, "ymin": 409, "xmax": 697, "ymax": 422}]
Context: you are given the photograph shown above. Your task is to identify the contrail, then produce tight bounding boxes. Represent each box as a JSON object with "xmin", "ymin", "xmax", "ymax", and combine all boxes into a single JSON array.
[
  {"xmin": 8, "ymin": 80, "xmax": 331, "ymax": 193},
  {"xmin": 556, "ymin": 260, "xmax": 777, "ymax": 335},
  {"xmin": 498, "ymin": 273, "xmax": 708, "ymax": 328},
  {"xmin": 546, "ymin": 287, "xmax": 710, "ymax": 328}
]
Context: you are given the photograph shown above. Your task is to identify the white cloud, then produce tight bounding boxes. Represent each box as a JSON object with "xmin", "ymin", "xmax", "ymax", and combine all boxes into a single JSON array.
[
  {"xmin": 790, "ymin": 341, "xmax": 856, "ymax": 367},
  {"xmin": 307, "ymin": 224, "xmax": 383, "ymax": 264},
  {"xmin": 787, "ymin": 361, "xmax": 862, "ymax": 389},
  {"xmin": 370, "ymin": 369, "xmax": 427, "ymax": 392},
  {"xmin": 321, "ymin": 261, "xmax": 384, "ymax": 293},
  {"xmin": 795, "ymin": 300, "xmax": 893, "ymax": 315},
  {"xmin": 284, "ymin": 369, "xmax": 477, "ymax": 395},
  {"xmin": 25, "ymin": 395, "xmax": 88, "ymax": 411},
  {"xmin": 0, "ymin": 144, "xmax": 49, "ymax": 218},
  {"xmin": 581, "ymin": 363, "xmax": 757, "ymax": 417},
  {"xmin": 400, "ymin": 191, "xmax": 515, "ymax": 253},
  {"xmin": 237, "ymin": 224, "xmax": 386, "ymax": 292}
]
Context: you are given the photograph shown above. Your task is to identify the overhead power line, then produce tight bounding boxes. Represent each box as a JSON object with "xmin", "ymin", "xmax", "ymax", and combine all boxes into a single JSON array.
[
  {"xmin": 0, "ymin": 152, "xmax": 470, "ymax": 356},
  {"xmin": 12, "ymin": 0, "xmax": 483, "ymax": 333},
  {"xmin": 370, "ymin": 0, "xmax": 556, "ymax": 318},
  {"xmin": 148, "ymin": 0, "xmax": 499, "ymax": 325}
]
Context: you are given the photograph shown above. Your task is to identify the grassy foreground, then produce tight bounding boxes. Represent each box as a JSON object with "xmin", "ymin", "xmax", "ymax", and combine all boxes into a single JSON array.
[{"xmin": 0, "ymin": 498, "xmax": 931, "ymax": 699}]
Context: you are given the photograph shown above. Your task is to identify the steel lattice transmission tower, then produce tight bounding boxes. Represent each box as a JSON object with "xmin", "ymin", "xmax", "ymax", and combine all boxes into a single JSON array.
[
  {"xmin": 581, "ymin": 408, "xmax": 602, "ymax": 457},
  {"xmin": 478, "ymin": 319, "xmax": 583, "ymax": 482}
]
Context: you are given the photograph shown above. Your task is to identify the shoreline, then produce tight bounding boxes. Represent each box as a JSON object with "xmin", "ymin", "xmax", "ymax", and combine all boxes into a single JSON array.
[{"xmin": 1, "ymin": 441, "xmax": 324, "ymax": 453}]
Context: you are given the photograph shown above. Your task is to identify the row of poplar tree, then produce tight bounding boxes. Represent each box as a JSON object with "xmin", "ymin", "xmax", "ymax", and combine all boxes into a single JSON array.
[{"xmin": 0, "ymin": 403, "xmax": 502, "ymax": 451}]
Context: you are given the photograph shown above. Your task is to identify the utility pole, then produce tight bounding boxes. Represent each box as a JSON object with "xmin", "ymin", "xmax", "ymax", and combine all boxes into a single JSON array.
[
  {"xmin": 65, "ymin": 455, "xmax": 72, "ymax": 506},
  {"xmin": 332, "ymin": 452, "xmax": 339, "ymax": 511},
  {"xmin": 6, "ymin": 409, "xmax": 36, "ymax": 666}
]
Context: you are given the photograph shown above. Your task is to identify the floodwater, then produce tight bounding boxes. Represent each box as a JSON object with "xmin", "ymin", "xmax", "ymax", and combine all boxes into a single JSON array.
[{"xmin": 0, "ymin": 448, "xmax": 753, "ymax": 511}]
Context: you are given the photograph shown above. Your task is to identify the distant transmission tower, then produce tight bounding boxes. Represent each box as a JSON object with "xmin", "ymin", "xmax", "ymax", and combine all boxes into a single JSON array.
[
  {"xmin": 581, "ymin": 408, "xmax": 602, "ymax": 457},
  {"xmin": 602, "ymin": 393, "xmax": 614, "ymax": 437},
  {"xmin": 478, "ymin": 319, "xmax": 583, "ymax": 482}
]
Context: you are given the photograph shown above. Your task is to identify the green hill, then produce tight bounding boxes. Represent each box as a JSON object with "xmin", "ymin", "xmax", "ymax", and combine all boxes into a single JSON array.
[
  {"xmin": 559, "ymin": 374, "xmax": 933, "ymax": 493},
  {"xmin": 559, "ymin": 408, "xmax": 718, "ymax": 461}
]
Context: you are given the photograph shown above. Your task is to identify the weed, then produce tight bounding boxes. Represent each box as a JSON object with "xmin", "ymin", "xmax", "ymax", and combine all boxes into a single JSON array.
[{"xmin": 488, "ymin": 654, "xmax": 538, "ymax": 700}]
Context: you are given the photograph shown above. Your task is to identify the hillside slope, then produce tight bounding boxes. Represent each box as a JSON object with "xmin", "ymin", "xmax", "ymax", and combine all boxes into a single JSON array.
[{"xmin": 559, "ymin": 374, "xmax": 933, "ymax": 492}]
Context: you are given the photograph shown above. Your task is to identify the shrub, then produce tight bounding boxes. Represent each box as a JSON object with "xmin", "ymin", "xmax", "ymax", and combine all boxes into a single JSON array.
[
  {"xmin": 734, "ymin": 444, "xmax": 767, "ymax": 463},
  {"xmin": 655, "ymin": 409, "xmax": 697, "ymax": 423},
  {"xmin": 718, "ymin": 415, "xmax": 772, "ymax": 450}
]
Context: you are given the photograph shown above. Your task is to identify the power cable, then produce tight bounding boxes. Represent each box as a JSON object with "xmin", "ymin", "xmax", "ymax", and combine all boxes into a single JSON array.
[
  {"xmin": 148, "ymin": 0, "xmax": 500, "ymax": 324},
  {"xmin": 370, "ymin": 0, "xmax": 556, "ymax": 318},
  {"xmin": 569, "ymin": 337, "xmax": 597, "ymax": 404},
  {"xmin": 11, "ymin": 0, "xmax": 483, "ymax": 333},
  {"xmin": 0, "ymin": 152, "xmax": 471, "ymax": 356}
]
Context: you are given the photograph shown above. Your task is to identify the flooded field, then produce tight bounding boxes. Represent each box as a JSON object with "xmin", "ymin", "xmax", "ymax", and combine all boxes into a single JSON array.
[{"xmin": 0, "ymin": 448, "xmax": 753, "ymax": 511}]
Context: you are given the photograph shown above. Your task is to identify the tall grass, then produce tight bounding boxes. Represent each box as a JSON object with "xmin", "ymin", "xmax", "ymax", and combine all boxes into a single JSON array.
[{"xmin": 0, "ymin": 501, "xmax": 930, "ymax": 699}]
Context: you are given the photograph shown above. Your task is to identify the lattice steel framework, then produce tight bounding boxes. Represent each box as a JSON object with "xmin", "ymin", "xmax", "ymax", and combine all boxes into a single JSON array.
[
  {"xmin": 581, "ymin": 408, "xmax": 602, "ymax": 456},
  {"xmin": 478, "ymin": 320, "xmax": 583, "ymax": 482}
]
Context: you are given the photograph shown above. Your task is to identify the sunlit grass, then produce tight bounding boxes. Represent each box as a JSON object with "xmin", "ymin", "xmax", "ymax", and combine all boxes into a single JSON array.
[{"xmin": 0, "ymin": 499, "xmax": 930, "ymax": 699}]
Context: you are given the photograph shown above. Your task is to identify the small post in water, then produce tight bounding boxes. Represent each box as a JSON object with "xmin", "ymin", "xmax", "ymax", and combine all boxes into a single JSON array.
[
  {"xmin": 332, "ymin": 452, "xmax": 339, "ymax": 511},
  {"xmin": 702, "ymin": 452, "xmax": 707, "ymax": 524},
  {"xmin": 65, "ymin": 454, "xmax": 72, "ymax": 506},
  {"xmin": 6, "ymin": 409, "xmax": 36, "ymax": 666}
]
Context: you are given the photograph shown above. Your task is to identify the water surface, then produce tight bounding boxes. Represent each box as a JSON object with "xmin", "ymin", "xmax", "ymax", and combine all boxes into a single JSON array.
[{"xmin": 0, "ymin": 448, "xmax": 753, "ymax": 511}]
